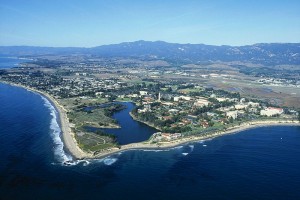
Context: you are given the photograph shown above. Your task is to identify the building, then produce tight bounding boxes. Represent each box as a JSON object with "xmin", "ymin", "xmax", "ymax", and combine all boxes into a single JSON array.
[
  {"xmin": 260, "ymin": 107, "xmax": 284, "ymax": 116},
  {"xmin": 174, "ymin": 96, "xmax": 192, "ymax": 102},
  {"xmin": 138, "ymin": 104, "xmax": 151, "ymax": 113},
  {"xmin": 248, "ymin": 102, "xmax": 260, "ymax": 107},
  {"xmin": 194, "ymin": 98, "xmax": 210, "ymax": 107},
  {"xmin": 216, "ymin": 97, "xmax": 226, "ymax": 102},
  {"xmin": 139, "ymin": 91, "xmax": 148, "ymax": 96},
  {"xmin": 158, "ymin": 92, "xmax": 161, "ymax": 102},
  {"xmin": 169, "ymin": 109, "xmax": 179, "ymax": 113},
  {"xmin": 161, "ymin": 133, "xmax": 182, "ymax": 141},
  {"xmin": 226, "ymin": 111, "xmax": 238, "ymax": 119},
  {"xmin": 162, "ymin": 102, "xmax": 174, "ymax": 106},
  {"xmin": 180, "ymin": 96, "xmax": 191, "ymax": 101},
  {"xmin": 173, "ymin": 96, "xmax": 180, "ymax": 102},
  {"xmin": 235, "ymin": 104, "xmax": 247, "ymax": 110}
]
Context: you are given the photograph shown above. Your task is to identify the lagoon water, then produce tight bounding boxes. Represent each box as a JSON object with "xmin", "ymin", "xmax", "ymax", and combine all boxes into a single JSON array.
[
  {"xmin": 0, "ymin": 58, "xmax": 300, "ymax": 200},
  {"xmin": 87, "ymin": 102, "xmax": 158, "ymax": 145}
]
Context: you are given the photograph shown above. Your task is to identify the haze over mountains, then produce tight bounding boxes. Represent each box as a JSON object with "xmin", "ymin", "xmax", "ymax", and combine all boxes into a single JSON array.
[{"xmin": 0, "ymin": 41, "xmax": 300, "ymax": 65}]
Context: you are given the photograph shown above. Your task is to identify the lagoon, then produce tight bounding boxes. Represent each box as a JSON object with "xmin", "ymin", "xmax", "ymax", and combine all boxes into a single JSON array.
[{"xmin": 86, "ymin": 102, "xmax": 158, "ymax": 145}]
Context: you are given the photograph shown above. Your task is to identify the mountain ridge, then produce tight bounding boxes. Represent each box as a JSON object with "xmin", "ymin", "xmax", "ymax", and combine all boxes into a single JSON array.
[{"xmin": 0, "ymin": 40, "xmax": 299, "ymax": 65}]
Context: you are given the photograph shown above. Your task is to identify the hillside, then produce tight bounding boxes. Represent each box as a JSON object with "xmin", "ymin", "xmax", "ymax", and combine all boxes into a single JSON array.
[{"xmin": 1, "ymin": 41, "xmax": 300, "ymax": 65}]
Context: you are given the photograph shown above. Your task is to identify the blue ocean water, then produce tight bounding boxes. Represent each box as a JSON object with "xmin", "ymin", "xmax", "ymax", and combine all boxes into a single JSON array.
[
  {"xmin": 0, "ymin": 82, "xmax": 300, "ymax": 200},
  {"xmin": 0, "ymin": 84, "xmax": 300, "ymax": 199},
  {"xmin": 0, "ymin": 56, "xmax": 29, "ymax": 69}
]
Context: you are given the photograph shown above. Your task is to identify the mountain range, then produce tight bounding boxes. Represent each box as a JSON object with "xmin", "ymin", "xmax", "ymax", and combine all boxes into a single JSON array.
[{"xmin": 0, "ymin": 40, "xmax": 299, "ymax": 65}]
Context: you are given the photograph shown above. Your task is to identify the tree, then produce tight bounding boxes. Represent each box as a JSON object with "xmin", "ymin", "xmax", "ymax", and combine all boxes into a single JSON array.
[
  {"xmin": 166, "ymin": 87, "xmax": 172, "ymax": 93},
  {"xmin": 229, "ymin": 117, "xmax": 234, "ymax": 123},
  {"xmin": 208, "ymin": 121, "xmax": 214, "ymax": 127},
  {"xmin": 108, "ymin": 95, "xmax": 117, "ymax": 102}
]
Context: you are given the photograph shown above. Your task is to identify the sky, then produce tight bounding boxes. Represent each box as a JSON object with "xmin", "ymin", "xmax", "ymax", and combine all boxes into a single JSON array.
[{"xmin": 0, "ymin": 0, "xmax": 300, "ymax": 47}]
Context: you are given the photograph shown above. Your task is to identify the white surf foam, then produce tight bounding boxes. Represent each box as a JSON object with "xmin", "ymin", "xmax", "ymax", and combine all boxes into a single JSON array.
[
  {"xmin": 141, "ymin": 149, "xmax": 169, "ymax": 152},
  {"xmin": 182, "ymin": 153, "xmax": 189, "ymax": 156},
  {"xmin": 41, "ymin": 96, "xmax": 73, "ymax": 164},
  {"xmin": 103, "ymin": 157, "xmax": 118, "ymax": 165},
  {"xmin": 172, "ymin": 145, "xmax": 183, "ymax": 149},
  {"xmin": 189, "ymin": 145, "xmax": 194, "ymax": 152},
  {"xmin": 82, "ymin": 160, "xmax": 90, "ymax": 166}
]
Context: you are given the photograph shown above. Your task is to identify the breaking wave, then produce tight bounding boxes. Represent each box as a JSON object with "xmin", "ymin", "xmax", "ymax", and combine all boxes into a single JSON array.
[
  {"xmin": 103, "ymin": 157, "xmax": 118, "ymax": 165},
  {"xmin": 189, "ymin": 145, "xmax": 194, "ymax": 152},
  {"xmin": 141, "ymin": 149, "xmax": 169, "ymax": 152},
  {"xmin": 41, "ymin": 96, "xmax": 73, "ymax": 164}
]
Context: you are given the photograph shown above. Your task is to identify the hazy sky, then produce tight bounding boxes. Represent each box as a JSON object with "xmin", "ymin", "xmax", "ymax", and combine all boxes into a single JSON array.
[{"xmin": 0, "ymin": 0, "xmax": 300, "ymax": 47}]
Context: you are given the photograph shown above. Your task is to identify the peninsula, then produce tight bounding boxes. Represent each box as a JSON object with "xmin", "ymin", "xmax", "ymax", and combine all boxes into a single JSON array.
[
  {"xmin": 0, "ymin": 42, "xmax": 300, "ymax": 159},
  {"xmin": 1, "ymin": 78, "xmax": 299, "ymax": 160}
]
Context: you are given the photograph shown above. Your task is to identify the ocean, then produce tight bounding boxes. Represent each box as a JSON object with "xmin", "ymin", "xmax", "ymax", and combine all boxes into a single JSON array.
[
  {"xmin": 0, "ymin": 56, "xmax": 31, "ymax": 69},
  {"xmin": 0, "ymin": 57, "xmax": 300, "ymax": 200}
]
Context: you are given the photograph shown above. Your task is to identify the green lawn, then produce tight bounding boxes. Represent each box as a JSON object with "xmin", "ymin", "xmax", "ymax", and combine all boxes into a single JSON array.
[
  {"xmin": 69, "ymin": 108, "xmax": 117, "ymax": 128},
  {"xmin": 75, "ymin": 132, "xmax": 116, "ymax": 152}
]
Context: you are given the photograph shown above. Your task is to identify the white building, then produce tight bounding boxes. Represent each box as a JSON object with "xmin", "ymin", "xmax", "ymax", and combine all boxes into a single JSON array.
[
  {"xmin": 139, "ymin": 91, "xmax": 148, "ymax": 96},
  {"xmin": 235, "ymin": 104, "xmax": 247, "ymax": 110},
  {"xmin": 180, "ymin": 96, "xmax": 191, "ymax": 101},
  {"xmin": 248, "ymin": 102, "xmax": 260, "ymax": 107},
  {"xmin": 216, "ymin": 97, "xmax": 226, "ymax": 102},
  {"xmin": 138, "ymin": 104, "xmax": 151, "ymax": 113},
  {"xmin": 174, "ymin": 96, "xmax": 180, "ymax": 102},
  {"xmin": 226, "ymin": 111, "xmax": 238, "ymax": 119},
  {"xmin": 260, "ymin": 107, "xmax": 284, "ymax": 116},
  {"xmin": 174, "ymin": 96, "xmax": 192, "ymax": 102},
  {"xmin": 194, "ymin": 98, "xmax": 210, "ymax": 107}
]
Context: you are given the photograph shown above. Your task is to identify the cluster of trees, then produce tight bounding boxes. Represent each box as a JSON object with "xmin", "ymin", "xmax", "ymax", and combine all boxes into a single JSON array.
[
  {"xmin": 136, "ymin": 111, "xmax": 157, "ymax": 123},
  {"xmin": 104, "ymin": 104, "xmax": 126, "ymax": 117},
  {"xmin": 190, "ymin": 88, "xmax": 240, "ymax": 99},
  {"xmin": 162, "ymin": 126, "xmax": 192, "ymax": 133},
  {"xmin": 192, "ymin": 100, "xmax": 235, "ymax": 116},
  {"xmin": 134, "ymin": 108, "xmax": 196, "ymax": 133},
  {"xmin": 177, "ymin": 84, "xmax": 195, "ymax": 90}
]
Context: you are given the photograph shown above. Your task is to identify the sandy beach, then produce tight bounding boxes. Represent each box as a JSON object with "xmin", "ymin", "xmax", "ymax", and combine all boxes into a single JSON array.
[
  {"xmin": 1, "ymin": 81, "xmax": 92, "ymax": 159},
  {"xmin": 1, "ymin": 81, "xmax": 300, "ymax": 160}
]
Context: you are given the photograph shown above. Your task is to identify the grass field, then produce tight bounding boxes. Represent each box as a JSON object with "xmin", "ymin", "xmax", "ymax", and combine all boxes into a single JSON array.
[
  {"xmin": 69, "ymin": 108, "xmax": 118, "ymax": 128},
  {"xmin": 59, "ymin": 97, "xmax": 108, "ymax": 111},
  {"xmin": 75, "ymin": 132, "xmax": 116, "ymax": 152}
]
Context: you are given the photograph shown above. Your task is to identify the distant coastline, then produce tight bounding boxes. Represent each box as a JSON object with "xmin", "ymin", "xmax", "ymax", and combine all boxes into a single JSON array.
[{"xmin": 1, "ymin": 81, "xmax": 299, "ymax": 160}]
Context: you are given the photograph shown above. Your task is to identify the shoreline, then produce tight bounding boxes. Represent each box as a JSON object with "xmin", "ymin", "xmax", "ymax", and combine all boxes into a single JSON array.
[
  {"xmin": 1, "ymin": 81, "xmax": 299, "ymax": 160},
  {"xmin": 129, "ymin": 111, "xmax": 162, "ymax": 131},
  {"xmin": 0, "ymin": 81, "xmax": 92, "ymax": 159},
  {"xmin": 92, "ymin": 119, "xmax": 300, "ymax": 159}
]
